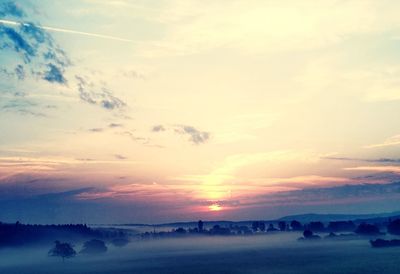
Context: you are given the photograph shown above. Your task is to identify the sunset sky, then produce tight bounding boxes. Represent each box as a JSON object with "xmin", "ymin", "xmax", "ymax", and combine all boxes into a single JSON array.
[{"xmin": 1, "ymin": 0, "xmax": 400, "ymax": 224}]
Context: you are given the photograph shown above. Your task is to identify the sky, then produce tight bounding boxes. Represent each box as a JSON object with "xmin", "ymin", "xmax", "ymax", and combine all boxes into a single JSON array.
[{"xmin": 1, "ymin": 0, "xmax": 400, "ymax": 224}]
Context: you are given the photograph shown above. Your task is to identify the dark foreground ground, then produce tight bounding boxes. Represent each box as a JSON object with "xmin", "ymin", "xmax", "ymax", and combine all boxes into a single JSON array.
[{"xmin": 0, "ymin": 233, "xmax": 399, "ymax": 274}]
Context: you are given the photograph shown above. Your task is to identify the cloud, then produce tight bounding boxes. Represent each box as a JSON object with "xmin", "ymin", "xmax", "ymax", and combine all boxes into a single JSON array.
[
  {"xmin": 0, "ymin": 1, "xmax": 25, "ymax": 18},
  {"xmin": 0, "ymin": 3, "xmax": 126, "ymax": 112},
  {"xmin": 151, "ymin": 124, "xmax": 166, "ymax": 132},
  {"xmin": 75, "ymin": 158, "xmax": 96, "ymax": 162},
  {"xmin": 0, "ymin": 19, "xmax": 70, "ymax": 82},
  {"xmin": 175, "ymin": 125, "xmax": 210, "ymax": 144},
  {"xmin": 365, "ymin": 134, "xmax": 400, "ymax": 149},
  {"xmin": 36, "ymin": 187, "xmax": 95, "ymax": 201},
  {"xmin": 109, "ymin": 123, "xmax": 123, "ymax": 128},
  {"xmin": 85, "ymin": 126, "xmax": 160, "ymax": 147},
  {"xmin": 2, "ymin": 26, "xmax": 35, "ymax": 59},
  {"xmin": 344, "ymin": 166, "xmax": 400, "ymax": 173},
  {"xmin": 324, "ymin": 156, "xmax": 400, "ymax": 163},
  {"xmin": 0, "ymin": 171, "xmax": 400, "ymax": 223},
  {"xmin": 151, "ymin": 124, "xmax": 210, "ymax": 144},
  {"xmin": 1, "ymin": 98, "xmax": 50, "ymax": 117},
  {"xmin": 0, "ymin": 174, "xmax": 75, "ymax": 199},
  {"xmin": 75, "ymin": 182, "xmax": 193, "ymax": 202},
  {"xmin": 14, "ymin": 64, "xmax": 24, "ymax": 79},
  {"xmin": 222, "ymin": 181, "xmax": 400, "ymax": 217},
  {"xmin": 43, "ymin": 63, "xmax": 66, "ymax": 84},
  {"xmin": 129, "ymin": 0, "xmax": 400, "ymax": 57},
  {"xmin": 88, "ymin": 128, "xmax": 103, "ymax": 132},
  {"xmin": 272, "ymin": 182, "xmax": 400, "ymax": 204},
  {"xmin": 114, "ymin": 154, "xmax": 127, "ymax": 160},
  {"xmin": 0, "ymin": 156, "xmax": 141, "ymax": 178},
  {"xmin": 120, "ymin": 130, "xmax": 149, "ymax": 144},
  {"xmin": 75, "ymin": 75, "xmax": 126, "ymax": 110},
  {"xmin": 121, "ymin": 69, "xmax": 145, "ymax": 79},
  {"xmin": 1, "ymin": 170, "xmax": 400, "ymax": 223},
  {"xmin": 353, "ymin": 172, "xmax": 400, "ymax": 183}
]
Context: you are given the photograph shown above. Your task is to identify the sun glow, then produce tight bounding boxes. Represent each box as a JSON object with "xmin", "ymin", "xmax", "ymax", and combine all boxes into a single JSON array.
[{"xmin": 208, "ymin": 203, "xmax": 222, "ymax": 211}]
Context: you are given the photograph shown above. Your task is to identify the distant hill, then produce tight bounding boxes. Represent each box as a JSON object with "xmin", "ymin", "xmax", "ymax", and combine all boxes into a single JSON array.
[
  {"xmin": 117, "ymin": 211, "xmax": 400, "ymax": 228},
  {"xmin": 278, "ymin": 211, "xmax": 400, "ymax": 223}
]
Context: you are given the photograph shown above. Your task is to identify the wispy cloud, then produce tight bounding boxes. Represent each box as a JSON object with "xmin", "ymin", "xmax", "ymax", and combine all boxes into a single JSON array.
[
  {"xmin": 114, "ymin": 154, "xmax": 127, "ymax": 160},
  {"xmin": 120, "ymin": 130, "xmax": 149, "ymax": 144},
  {"xmin": 1, "ymin": 99, "xmax": 47, "ymax": 117},
  {"xmin": 151, "ymin": 124, "xmax": 210, "ymax": 145},
  {"xmin": 344, "ymin": 166, "xmax": 400, "ymax": 173},
  {"xmin": 324, "ymin": 156, "xmax": 400, "ymax": 163},
  {"xmin": 88, "ymin": 128, "xmax": 103, "ymax": 132},
  {"xmin": 151, "ymin": 124, "xmax": 166, "ymax": 132},
  {"xmin": 129, "ymin": 0, "xmax": 400, "ymax": 57},
  {"xmin": 174, "ymin": 125, "xmax": 210, "ymax": 144},
  {"xmin": 84, "ymin": 125, "xmax": 160, "ymax": 147},
  {"xmin": 243, "ymin": 181, "xmax": 400, "ymax": 210},
  {"xmin": 365, "ymin": 134, "xmax": 400, "ymax": 149},
  {"xmin": 109, "ymin": 123, "xmax": 123, "ymax": 128},
  {"xmin": 0, "ymin": 156, "xmax": 140, "ymax": 177},
  {"xmin": 75, "ymin": 75, "xmax": 126, "ymax": 110}
]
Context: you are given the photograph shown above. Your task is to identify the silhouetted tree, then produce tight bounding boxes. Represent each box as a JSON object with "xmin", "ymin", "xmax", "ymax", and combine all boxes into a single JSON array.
[
  {"xmin": 80, "ymin": 239, "xmax": 107, "ymax": 254},
  {"xmin": 267, "ymin": 224, "xmax": 278, "ymax": 232},
  {"xmin": 0, "ymin": 222, "xmax": 100, "ymax": 248},
  {"xmin": 355, "ymin": 223, "xmax": 380, "ymax": 235},
  {"xmin": 327, "ymin": 221, "xmax": 356, "ymax": 232},
  {"xmin": 238, "ymin": 225, "xmax": 252, "ymax": 235},
  {"xmin": 301, "ymin": 230, "xmax": 321, "ymax": 240},
  {"xmin": 303, "ymin": 230, "xmax": 313, "ymax": 238},
  {"xmin": 387, "ymin": 219, "xmax": 400, "ymax": 235},
  {"xmin": 252, "ymin": 221, "xmax": 259, "ymax": 232},
  {"xmin": 307, "ymin": 222, "xmax": 325, "ymax": 232},
  {"xmin": 259, "ymin": 222, "xmax": 266, "ymax": 232},
  {"xmin": 175, "ymin": 227, "xmax": 187, "ymax": 234},
  {"xmin": 290, "ymin": 220, "xmax": 303, "ymax": 231},
  {"xmin": 370, "ymin": 238, "xmax": 400, "ymax": 248},
  {"xmin": 210, "ymin": 225, "xmax": 231, "ymax": 235},
  {"xmin": 251, "ymin": 221, "xmax": 266, "ymax": 232},
  {"xmin": 198, "ymin": 220, "xmax": 204, "ymax": 232},
  {"xmin": 278, "ymin": 221, "xmax": 286, "ymax": 231},
  {"xmin": 48, "ymin": 241, "xmax": 76, "ymax": 262}
]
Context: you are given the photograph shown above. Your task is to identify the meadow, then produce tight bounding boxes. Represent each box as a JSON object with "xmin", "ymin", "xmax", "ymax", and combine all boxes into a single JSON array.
[{"xmin": 0, "ymin": 232, "xmax": 399, "ymax": 274}]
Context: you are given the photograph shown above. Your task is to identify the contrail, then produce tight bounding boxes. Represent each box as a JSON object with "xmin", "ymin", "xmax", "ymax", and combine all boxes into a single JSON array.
[{"xmin": 0, "ymin": 19, "xmax": 135, "ymax": 43}]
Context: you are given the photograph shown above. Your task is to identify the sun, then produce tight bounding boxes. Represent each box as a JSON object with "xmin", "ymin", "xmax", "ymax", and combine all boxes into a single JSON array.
[{"xmin": 208, "ymin": 203, "xmax": 222, "ymax": 211}]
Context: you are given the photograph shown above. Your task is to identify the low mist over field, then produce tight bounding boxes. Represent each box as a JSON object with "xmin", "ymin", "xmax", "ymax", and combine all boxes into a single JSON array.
[
  {"xmin": 1, "ymin": 216, "xmax": 400, "ymax": 274},
  {"xmin": 1, "ymin": 232, "xmax": 400, "ymax": 274}
]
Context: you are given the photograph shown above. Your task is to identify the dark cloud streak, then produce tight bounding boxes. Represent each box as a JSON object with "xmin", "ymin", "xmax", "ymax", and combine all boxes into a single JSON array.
[{"xmin": 324, "ymin": 156, "xmax": 400, "ymax": 164}]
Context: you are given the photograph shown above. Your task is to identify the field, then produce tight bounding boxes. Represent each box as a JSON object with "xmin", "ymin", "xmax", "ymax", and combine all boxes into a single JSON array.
[{"xmin": 0, "ymin": 232, "xmax": 399, "ymax": 274}]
